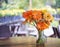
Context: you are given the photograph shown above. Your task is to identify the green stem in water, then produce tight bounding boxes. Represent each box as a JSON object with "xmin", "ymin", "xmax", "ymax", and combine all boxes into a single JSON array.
[{"xmin": 36, "ymin": 31, "xmax": 41, "ymax": 44}]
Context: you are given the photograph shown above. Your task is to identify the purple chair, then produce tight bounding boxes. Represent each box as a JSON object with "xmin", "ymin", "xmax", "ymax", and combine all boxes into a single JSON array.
[
  {"xmin": 0, "ymin": 25, "xmax": 12, "ymax": 37},
  {"xmin": 50, "ymin": 27, "xmax": 59, "ymax": 38}
]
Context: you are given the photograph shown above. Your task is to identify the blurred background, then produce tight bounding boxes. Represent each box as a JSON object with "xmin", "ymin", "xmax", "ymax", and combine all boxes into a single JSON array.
[{"xmin": 0, "ymin": 0, "xmax": 60, "ymax": 39}]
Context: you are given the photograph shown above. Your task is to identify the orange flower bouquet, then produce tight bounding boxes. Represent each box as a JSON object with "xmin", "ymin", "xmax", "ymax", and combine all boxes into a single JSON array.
[{"xmin": 23, "ymin": 10, "xmax": 53, "ymax": 44}]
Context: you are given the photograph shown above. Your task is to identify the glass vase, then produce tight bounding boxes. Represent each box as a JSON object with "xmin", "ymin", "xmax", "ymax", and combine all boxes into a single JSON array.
[{"xmin": 37, "ymin": 31, "xmax": 47, "ymax": 44}]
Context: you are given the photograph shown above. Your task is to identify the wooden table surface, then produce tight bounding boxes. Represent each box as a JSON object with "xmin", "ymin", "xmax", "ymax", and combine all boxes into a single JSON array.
[
  {"xmin": 0, "ymin": 37, "xmax": 60, "ymax": 47},
  {"xmin": 45, "ymin": 37, "xmax": 60, "ymax": 47},
  {"xmin": 0, "ymin": 36, "xmax": 36, "ymax": 47}
]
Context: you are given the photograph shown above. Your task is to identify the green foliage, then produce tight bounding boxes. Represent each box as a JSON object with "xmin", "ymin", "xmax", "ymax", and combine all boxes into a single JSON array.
[
  {"xmin": 0, "ymin": 13, "xmax": 2, "ymax": 17},
  {"xmin": 1, "ymin": 0, "xmax": 47, "ymax": 10},
  {"xmin": 11, "ymin": 0, "xmax": 29, "ymax": 9},
  {"xmin": 1, "ymin": 0, "xmax": 29, "ymax": 10},
  {"xmin": 18, "ymin": 0, "xmax": 29, "ymax": 9},
  {"xmin": 32, "ymin": 0, "xmax": 46, "ymax": 8},
  {"xmin": 56, "ymin": 0, "xmax": 60, "ymax": 8}
]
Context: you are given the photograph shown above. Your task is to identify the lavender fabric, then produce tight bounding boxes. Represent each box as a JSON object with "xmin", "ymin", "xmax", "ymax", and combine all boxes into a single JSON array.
[{"xmin": 0, "ymin": 25, "xmax": 11, "ymax": 37}]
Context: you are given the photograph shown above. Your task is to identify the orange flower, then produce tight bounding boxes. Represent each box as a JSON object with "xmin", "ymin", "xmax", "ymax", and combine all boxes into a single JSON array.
[
  {"xmin": 36, "ymin": 21, "xmax": 49, "ymax": 31},
  {"xmin": 45, "ymin": 21, "xmax": 50, "ymax": 26},
  {"xmin": 32, "ymin": 10, "xmax": 42, "ymax": 21},
  {"xmin": 23, "ymin": 10, "xmax": 33, "ymax": 22}
]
